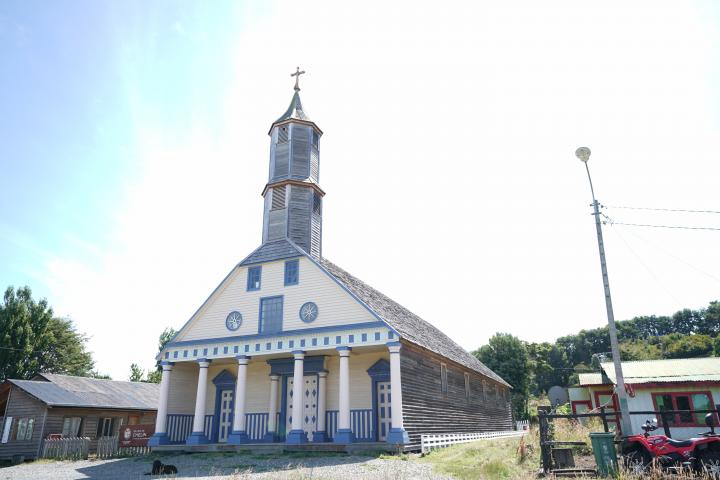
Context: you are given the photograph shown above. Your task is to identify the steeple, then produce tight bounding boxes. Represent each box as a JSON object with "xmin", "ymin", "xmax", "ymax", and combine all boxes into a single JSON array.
[{"xmin": 261, "ymin": 68, "xmax": 324, "ymax": 258}]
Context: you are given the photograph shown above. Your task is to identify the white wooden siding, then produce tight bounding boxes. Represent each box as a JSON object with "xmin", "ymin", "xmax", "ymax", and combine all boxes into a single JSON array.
[
  {"xmin": 166, "ymin": 351, "xmax": 383, "ymax": 418},
  {"xmin": 167, "ymin": 362, "xmax": 197, "ymax": 414},
  {"xmin": 174, "ymin": 257, "xmax": 377, "ymax": 342}
]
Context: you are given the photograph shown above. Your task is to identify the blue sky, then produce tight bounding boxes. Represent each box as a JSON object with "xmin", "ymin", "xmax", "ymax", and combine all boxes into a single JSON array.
[{"xmin": 1, "ymin": 1, "xmax": 719, "ymax": 380}]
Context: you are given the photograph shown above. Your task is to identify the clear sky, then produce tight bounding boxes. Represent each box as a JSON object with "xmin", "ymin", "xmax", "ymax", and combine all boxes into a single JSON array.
[{"xmin": 1, "ymin": 1, "xmax": 719, "ymax": 380}]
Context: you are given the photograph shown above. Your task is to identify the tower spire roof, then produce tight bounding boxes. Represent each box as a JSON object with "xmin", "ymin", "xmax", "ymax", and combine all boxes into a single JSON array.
[{"xmin": 274, "ymin": 90, "xmax": 311, "ymax": 123}]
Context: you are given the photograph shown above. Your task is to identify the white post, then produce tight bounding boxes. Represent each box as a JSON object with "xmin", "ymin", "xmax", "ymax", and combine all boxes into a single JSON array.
[
  {"xmin": 148, "ymin": 362, "xmax": 173, "ymax": 446},
  {"xmin": 228, "ymin": 356, "xmax": 250, "ymax": 444},
  {"xmin": 334, "ymin": 347, "xmax": 354, "ymax": 443},
  {"xmin": 187, "ymin": 359, "xmax": 211, "ymax": 444},
  {"xmin": 286, "ymin": 351, "xmax": 307, "ymax": 443},
  {"xmin": 265, "ymin": 374, "xmax": 280, "ymax": 442},
  {"xmin": 387, "ymin": 342, "xmax": 409, "ymax": 444},
  {"xmin": 314, "ymin": 370, "xmax": 328, "ymax": 442}
]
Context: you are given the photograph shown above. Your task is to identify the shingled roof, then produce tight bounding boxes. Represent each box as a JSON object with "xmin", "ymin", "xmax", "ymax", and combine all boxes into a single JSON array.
[
  {"xmin": 318, "ymin": 258, "xmax": 511, "ymax": 387},
  {"xmin": 7, "ymin": 373, "xmax": 159, "ymax": 410}
]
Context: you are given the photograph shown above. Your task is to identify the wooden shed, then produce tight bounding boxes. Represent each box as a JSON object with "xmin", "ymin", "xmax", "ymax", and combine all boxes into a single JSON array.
[{"xmin": 0, "ymin": 373, "xmax": 158, "ymax": 461}]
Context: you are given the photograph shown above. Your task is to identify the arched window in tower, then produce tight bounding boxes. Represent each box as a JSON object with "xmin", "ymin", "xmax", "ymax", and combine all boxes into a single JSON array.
[{"xmin": 312, "ymin": 130, "xmax": 319, "ymax": 149}]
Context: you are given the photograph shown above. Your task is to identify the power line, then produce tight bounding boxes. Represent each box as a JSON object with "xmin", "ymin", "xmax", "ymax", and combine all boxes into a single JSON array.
[
  {"xmin": 619, "ymin": 227, "xmax": 720, "ymax": 285},
  {"xmin": 604, "ymin": 220, "xmax": 720, "ymax": 232},
  {"xmin": 605, "ymin": 205, "xmax": 720, "ymax": 215},
  {"xmin": 610, "ymin": 227, "xmax": 683, "ymax": 304}
]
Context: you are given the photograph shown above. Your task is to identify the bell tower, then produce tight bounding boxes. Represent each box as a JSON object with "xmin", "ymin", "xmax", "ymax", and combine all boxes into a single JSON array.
[{"xmin": 261, "ymin": 68, "xmax": 324, "ymax": 258}]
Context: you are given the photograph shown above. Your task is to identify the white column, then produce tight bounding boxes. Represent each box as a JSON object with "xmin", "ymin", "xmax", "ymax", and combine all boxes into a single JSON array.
[
  {"xmin": 334, "ymin": 347, "xmax": 354, "ymax": 443},
  {"xmin": 315, "ymin": 370, "xmax": 328, "ymax": 441},
  {"xmin": 387, "ymin": 342, "xmax": 408, "ymax": 444},
  {"xmin": 287, "ymin": 351, "xmax": 307, "ymax": 443},
  {"xmin": 266, "ymin": 374, "xmax": 280, "ymax": 439},
  {"xmin": 149, "ymin": 362, "xmax": 173, "ymax": 445},
  {"xmin": 228, "ymin": 356, "xmax": 250, "ymax": 444},
  {"xmin": 188, "ymin": 359, "xmax": 211, "ymax": 443}
]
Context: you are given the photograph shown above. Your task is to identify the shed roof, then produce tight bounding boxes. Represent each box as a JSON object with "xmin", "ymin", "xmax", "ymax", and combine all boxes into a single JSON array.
[
  {"xmin": 7, "ymin": 373, "xmax": 159, "ymax": 410},
  {"xmin": 600, "ymin": 357, "xmax": 720, "ymax": 385},
  {"xmin": 578, "ymin": 372, "xmax": 606, "ymax": 386}
]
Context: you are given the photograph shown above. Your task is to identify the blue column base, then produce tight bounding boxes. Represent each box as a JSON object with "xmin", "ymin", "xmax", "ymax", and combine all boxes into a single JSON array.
[
  {"xmin": 186, "ymin": 432, "xmax": 210, "ymax": 445},
  {"xmin": 263, "ymin": 432, "xmax": 278, "ymax": 443},
  {"xmin": 386, "ymin": 428, "xmax": 409, "ymax": 444},
  {"xmin": 147, "ymin": 433, "xmax": 170, "ymax": 447},
  {"xmin": 312, "ymin": 431, "xmax": 328, "ymax": 443},
  {"xmin": 333, "ymin": 428, "xmax": 354, "ymax": 444},
  {"xmin": 226, "ymin": 430, "xmax": 250, "ymax": 444},
  {"xmin": 285, "ymin": 429, "xmax": 308, "ymax": 444}
]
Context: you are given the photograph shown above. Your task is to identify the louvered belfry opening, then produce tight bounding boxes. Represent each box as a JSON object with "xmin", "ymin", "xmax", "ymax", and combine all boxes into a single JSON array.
[
  {"xmin": 261, "ymin": 91, "xmax": 323, "ymax": 258},
  {"xmin": 271, "ymin": 186, "xmax": 286, "ymax": 210}
]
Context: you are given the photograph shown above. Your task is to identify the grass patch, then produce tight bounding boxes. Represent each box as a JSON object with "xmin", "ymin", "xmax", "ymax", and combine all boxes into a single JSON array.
[{"xmin": 420, "ymin": 436, "xmax": 539, "ymax": 480}]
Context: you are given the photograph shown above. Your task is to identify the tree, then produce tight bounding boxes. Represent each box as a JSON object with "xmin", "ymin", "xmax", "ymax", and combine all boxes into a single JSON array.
[
  {"xmin": 129, "ymin": 363, "xmax": 144, "ymax": 382},
  {"xmin": 0, "ymin": 286, "xmax": 96, "ymax": 381},
  {"xmin": 128, "ymin": 327, "xmax": 177, "ymax": 383},
  {"xmin": 474, "ymin": 333, "xmax": 529, "ymax": 420}
]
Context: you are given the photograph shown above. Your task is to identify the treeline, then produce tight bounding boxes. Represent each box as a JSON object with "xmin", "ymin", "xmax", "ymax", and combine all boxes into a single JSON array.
[{"xmin": 474, "ymin": 300, "xmax": 720, "ymax": 420}]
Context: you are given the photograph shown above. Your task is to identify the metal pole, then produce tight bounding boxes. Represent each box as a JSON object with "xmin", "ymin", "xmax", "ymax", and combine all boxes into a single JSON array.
[{"xmin": 582, "ymin": 160, "xmax": 633, "ymax": 436}]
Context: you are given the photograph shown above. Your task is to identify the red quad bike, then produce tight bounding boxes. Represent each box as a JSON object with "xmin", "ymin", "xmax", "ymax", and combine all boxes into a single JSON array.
[{"xmin": 622, "ymin": 413, "xmax": 720, "ymax": 476}]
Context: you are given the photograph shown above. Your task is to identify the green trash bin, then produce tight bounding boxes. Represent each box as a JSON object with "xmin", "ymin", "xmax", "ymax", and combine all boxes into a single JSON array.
[{"xmin": 589, "ymin": 432, "xmax": 618, "ymax": 477}]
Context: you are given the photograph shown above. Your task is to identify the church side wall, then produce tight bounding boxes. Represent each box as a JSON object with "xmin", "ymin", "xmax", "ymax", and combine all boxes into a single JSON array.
[{"xmin": 400, "ymin": 342, "xmax": 513, "ymax": 450}]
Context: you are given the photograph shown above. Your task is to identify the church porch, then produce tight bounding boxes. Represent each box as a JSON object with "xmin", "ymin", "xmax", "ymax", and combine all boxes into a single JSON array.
[{"xmin": 148, "ymin": 342, "xmax": 408, "ymax": 448}]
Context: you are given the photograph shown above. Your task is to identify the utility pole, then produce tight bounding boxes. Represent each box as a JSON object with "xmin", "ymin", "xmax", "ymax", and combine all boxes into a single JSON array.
[{"xmin": 575, "ymin": 147, "xmax": 632, "ymax": 435}]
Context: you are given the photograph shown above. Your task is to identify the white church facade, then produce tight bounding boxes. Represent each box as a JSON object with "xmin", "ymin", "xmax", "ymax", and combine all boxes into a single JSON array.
[{"xmin": 149, "ymin": 72, "xmax": 512, "ymax": 450}]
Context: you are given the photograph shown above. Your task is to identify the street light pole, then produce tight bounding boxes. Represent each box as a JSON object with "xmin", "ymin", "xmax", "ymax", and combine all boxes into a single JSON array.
[{"xmin": 575, "ymin": 147, "xmax": 632, "ymax": 435}]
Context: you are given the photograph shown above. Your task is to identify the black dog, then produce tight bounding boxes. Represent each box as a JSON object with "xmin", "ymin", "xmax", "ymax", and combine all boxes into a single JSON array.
[{"xmin": 145, "ymin": 459, "xmax": 178, "ymax": 476}]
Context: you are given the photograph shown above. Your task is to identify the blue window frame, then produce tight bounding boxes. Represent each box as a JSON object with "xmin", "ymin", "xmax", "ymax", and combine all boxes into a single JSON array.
[
  {"xmin": 284, "ymin": 260, "xmax": 299, "ymax": 286},
  {"xmin": 259, "ymin": 296, "xmax": 283, "ymax": 334},
  {"xmin": 247, "ymin": 266, "xmax": 261, "ymax": 291}
]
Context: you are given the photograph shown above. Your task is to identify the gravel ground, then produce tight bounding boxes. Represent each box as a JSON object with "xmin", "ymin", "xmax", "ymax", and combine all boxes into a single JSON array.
[{"xmin": 0, "ymin": 453, "xmax": 450, "ymax": 480}]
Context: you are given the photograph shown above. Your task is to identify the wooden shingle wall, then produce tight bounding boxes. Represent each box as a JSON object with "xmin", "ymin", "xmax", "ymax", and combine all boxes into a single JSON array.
[
  {"xmin": 400, "ymin": 342, "xmax": 513, "ymax": 450},
  {"xmin": 0, "ymin": 387, "xmax": 46, "ymax": 460}
]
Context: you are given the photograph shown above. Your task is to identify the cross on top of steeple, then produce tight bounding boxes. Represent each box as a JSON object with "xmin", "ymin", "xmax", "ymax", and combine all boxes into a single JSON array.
[{"xmin": 291, "ymin": 66, "xmax": 305, "ymax": 92}]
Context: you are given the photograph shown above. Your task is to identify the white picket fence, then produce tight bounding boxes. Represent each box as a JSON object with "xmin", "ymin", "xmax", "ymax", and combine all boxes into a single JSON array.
[
  {"xmin": 516, "ymin": 420, "xmax": 530, "ymax": 431},
  {"xmin": 41, "ymin": 437, "xmax": 90, "ymax": 460},
  {"xmin": 421, "ymin": 430, "xmax": 527, "ymax": 454},
  {"xmin": 96, "ymin": 435, "xmax": 151, "ymax": 459}
]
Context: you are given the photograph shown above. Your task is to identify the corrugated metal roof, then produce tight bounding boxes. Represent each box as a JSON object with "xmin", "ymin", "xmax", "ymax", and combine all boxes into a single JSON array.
[
  {"xmin": 578, "ymin": 372, "xmax": 606, "ymax": 386},
  {"xmin": 601, "ymin": 357, "xmax": 720, "ymax": 385},
  {"xmin": 8, "ymin": 374, "xmax": 159, "ymax": 410}
]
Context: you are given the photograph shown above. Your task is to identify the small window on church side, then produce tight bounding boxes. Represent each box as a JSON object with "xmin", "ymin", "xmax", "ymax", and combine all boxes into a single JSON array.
[
  {"xmin": 247, "ymin": 266, "xmax": 261, "ymax": 291},
  {"xmin": 464, "ymin": 372, "xmax": 470, "ymax": 401},
  {"xmin": 312, "ymin": 130, "xmax": 319, "ymax": 148},
  {"xmin": 277, "ymin": 126, "xmax": 289, "ymax": 144},
  {"xmin": 440, "ymin": 363, "xmax": 448, "ymax": 395}
]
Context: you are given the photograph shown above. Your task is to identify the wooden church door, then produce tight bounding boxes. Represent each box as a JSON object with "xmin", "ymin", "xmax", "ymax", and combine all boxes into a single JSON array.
[
  {"xmin": 286, "ymin": 375, "xmax": 318, "ymax": 441},
  {"xmin": 377, "ymin": 381, "xmax": 392, "ymax": 441},
  {"xmin": 218, "ymin": 389, "xmax": 234, "ymax": 442}
]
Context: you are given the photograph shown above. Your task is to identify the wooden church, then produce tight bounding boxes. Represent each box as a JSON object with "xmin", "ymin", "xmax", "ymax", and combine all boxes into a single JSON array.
[{"xmin": 149, "ymin": 70, "xmax": 512, "ymax": 451}]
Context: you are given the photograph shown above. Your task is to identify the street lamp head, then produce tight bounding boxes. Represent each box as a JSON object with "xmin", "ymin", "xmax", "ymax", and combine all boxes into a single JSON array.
[{"xmin": 575, "ymin": 147, "xmax": 591, "ymax": 163}]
